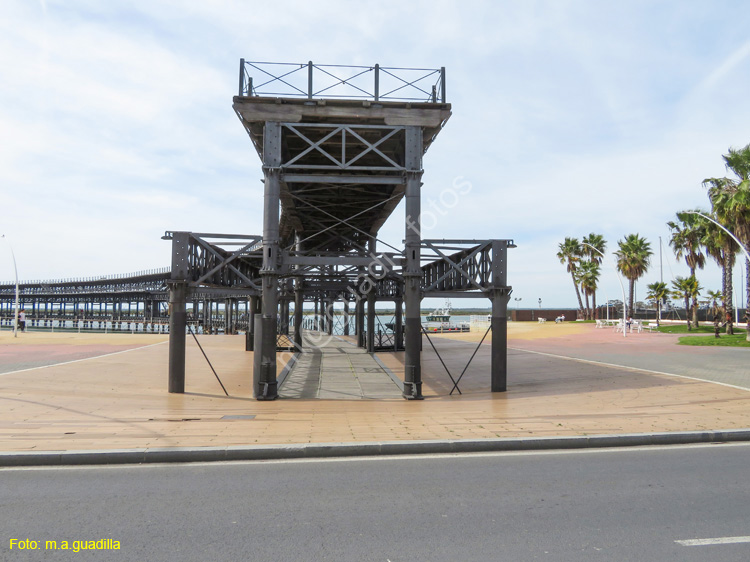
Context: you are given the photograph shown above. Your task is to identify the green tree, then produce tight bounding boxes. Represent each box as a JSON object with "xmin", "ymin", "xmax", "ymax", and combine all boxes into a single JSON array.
[
  {"xmin": 557, "ymin": 237, "xmax": 585, "ymax": 315},
  {"xmin": 706, "ymin": 289, "xmax": 723, "ymax": 318},
  {"xmin": 645, "ymin": 281, "xmax": 668, "ymax": 327},
  {"xmin": 704, "ymin": 143, "xmax": 750, "ymax": 339},
  {"xmin": 581, "ymin": 233, "xmax": 606, "ymax": 319},
  {"xmin": 667, "ymin": 211, "xmax": 706, "ymax": 327},
  {"xmin": 671, "ymin": 276, "xmax": 702, "ymax": 331},
  {"xmin": 701, "ymin": 216, "xmax": 739, "ymax": 327},
  {"xmin": 577, "ymin": 260, "xmax": 601, "ymax": 320},
  {"xmin": 615, "ymin": 234, "xmax": 653, "ymax": 316}
]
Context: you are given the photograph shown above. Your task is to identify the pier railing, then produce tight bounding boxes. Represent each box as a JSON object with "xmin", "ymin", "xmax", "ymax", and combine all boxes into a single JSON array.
[{"xmin": 239, "ymin": 60, "xmax": 446, "ymax": 103}]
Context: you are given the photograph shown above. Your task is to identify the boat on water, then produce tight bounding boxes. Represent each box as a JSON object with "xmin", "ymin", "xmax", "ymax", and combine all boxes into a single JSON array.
[
  {"xmin": 425, "ymin": 301, "xmax": 452, "ymax": 323},
  {"xmin": 422, "ymin": 301, "xmax": 470, "ymax": 333}
]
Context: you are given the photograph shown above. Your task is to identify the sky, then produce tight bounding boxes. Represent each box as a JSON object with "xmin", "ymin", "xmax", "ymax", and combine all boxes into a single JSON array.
[{"xmin": 1, "ymin": 0, "xmax": 750, "ymax": 310}]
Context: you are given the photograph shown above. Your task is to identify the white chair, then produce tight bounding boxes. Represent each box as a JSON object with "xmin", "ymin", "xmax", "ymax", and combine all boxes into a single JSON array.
[{"xmin": 595, "ymin": 319, "xmax": 604, "ymax": 328}]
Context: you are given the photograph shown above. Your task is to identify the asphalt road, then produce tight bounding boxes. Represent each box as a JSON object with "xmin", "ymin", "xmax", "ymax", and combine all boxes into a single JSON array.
[{"xmin": 2, "ymin": 444, "xmax": 750, "ymax": 561}]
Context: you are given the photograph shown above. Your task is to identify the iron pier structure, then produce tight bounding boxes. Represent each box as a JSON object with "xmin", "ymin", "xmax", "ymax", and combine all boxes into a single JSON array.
[
  {"xmin": 165, "ymin": 61, "xmax": 515, "ymax": 400},
  {"xmin": 0, "ymin": 268, "xmax": 259, "ymax": 333}
]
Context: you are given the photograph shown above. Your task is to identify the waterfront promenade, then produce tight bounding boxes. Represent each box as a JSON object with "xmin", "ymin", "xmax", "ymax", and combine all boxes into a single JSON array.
[{"xmin": 0, "ymin": 322, "xmax": 749, "ymax": 457}]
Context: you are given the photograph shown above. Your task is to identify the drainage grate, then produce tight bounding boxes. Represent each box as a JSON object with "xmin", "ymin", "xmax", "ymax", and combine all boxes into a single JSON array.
[{"xmin": 221, "ymin": 415, "xmax": 257, "ymax": 420}]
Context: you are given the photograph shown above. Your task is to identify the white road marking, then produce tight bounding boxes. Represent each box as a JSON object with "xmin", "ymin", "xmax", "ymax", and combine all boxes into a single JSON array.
[
  {"xmin": 509, "ymin": 346, "xmax": 750, "ymax": 392},
  {"xmin": 0, "ymin": 340, "xmax": 168, "ymax": 376},
  {"xmin": 676, "ymin": 536, "xmax": 750, "ymax": 546}
]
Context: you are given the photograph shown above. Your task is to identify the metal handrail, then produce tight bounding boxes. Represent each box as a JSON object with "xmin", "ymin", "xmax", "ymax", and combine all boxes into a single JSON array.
[{"xmin": 239, "ymin": 60, "xmax": 446, "ymax": 103}]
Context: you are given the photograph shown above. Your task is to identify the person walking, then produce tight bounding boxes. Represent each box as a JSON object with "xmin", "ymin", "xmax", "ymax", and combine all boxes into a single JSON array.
[{"xmin": 18, "ymin": 309, "xmax": 26, "ymax": 332}]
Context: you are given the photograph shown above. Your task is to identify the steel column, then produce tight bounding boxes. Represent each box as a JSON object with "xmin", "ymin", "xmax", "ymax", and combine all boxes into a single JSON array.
[
  {"xmin": 293, "ymin": 235, "xmax": 304, "ymax": 349},
  {"xmin": 491, "ymin": 241, "xmax": 511, "ymax": 392},
  {"xmin": 225, "ymin": 298, "xmax": 233, "ymax": 334},
  {"xmin": 395, "ymin": 298, "xmax": 403, "ymax": 351},
  {"xmin": 403, "ymin": 126, "xmax": 424, "ymax": 399},
  {"xmin": 168, "ymin": 282, "xmax": 187, "ymax": 393},
  {"xmin": 367, "ymin": 238, "xmax": 376, "ymax": 353},
  {"xmin": 343, "ymin": 300, "xmax": 350, "ymax": 336},
  {"xmin": 367, "ymin": 292, "xmax": 375, "ymax": 353},
  {"xmin": 255, "ymin": 120, "xmax": 282, "ymax": 400},
  {"xmin": 246, "ymin": 296, "xmax": 258, "ymax": 351},
  {"xmin": 356, "ymin": 296, "xmax": 365, "ymax": 347}
]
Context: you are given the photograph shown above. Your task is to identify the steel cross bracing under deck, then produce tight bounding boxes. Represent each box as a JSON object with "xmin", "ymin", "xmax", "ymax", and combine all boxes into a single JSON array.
[{"xmin": 164, "ymin": 60, "xmax": 514, "ymax": 400}]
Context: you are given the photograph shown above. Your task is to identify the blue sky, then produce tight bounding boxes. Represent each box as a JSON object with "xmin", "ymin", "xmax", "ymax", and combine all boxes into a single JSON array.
[{"xmin": 2, "ymin": 0, "xmax": 750, "ymax": 309}]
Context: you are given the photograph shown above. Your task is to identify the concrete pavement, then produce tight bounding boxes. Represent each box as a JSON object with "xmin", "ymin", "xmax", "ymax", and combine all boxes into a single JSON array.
[{"xmin": 0, "ymin": 323, "xmax": 749, "ymax": 464}]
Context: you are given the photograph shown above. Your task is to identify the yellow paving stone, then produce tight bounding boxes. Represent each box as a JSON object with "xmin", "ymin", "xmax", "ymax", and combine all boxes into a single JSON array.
[{"xmin": 0, "ymin": 330, "xmax": 749, "ymax": 452}]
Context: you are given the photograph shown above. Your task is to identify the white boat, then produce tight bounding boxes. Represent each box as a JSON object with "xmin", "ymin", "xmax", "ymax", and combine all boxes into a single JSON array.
[
  {"xmin": 423, "ymin": 301, "xmax": 469, "ymax": 333},
  {"xmin": 425, "ymin": 300, "xmax": 451, "ymax": 323}
]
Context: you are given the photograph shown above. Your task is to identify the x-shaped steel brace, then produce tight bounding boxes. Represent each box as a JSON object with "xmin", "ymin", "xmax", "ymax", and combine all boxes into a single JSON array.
[
  {"xmin": 421, "ymin": 240, "xmax": 490, "ymax": 292},
  {"xmin": 190, "ymin": 236, "xmax": 261, "ymax": 289}
]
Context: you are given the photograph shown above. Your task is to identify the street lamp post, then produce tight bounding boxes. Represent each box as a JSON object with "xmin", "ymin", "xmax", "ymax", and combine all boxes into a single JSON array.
[
  {"xmin": 2, "ymin": 235, "xmax": 19, "ymax": 338},
  {"xmin": 582, "ymin": 242, "xmax": 628, "ymax": 338},
  {"xmin": 514, "ymin": 297, "xmax": 522, "ymax": 309}
]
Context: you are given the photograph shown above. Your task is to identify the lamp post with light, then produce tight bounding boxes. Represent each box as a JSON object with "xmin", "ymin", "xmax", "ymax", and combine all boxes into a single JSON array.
[{"xmin": 1, "ymin": 235, "xmax": 19, "ymax": 338}]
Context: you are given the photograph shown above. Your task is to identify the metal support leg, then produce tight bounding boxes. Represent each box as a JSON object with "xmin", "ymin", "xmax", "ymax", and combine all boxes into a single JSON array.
[
  {"xmin": 491, "ymin": 290, "xmax": 509, "ymax": 392},
  {"xmin": 254, "ymin": 120, "xmax": 281, "ymax": 400},
  {"xmin": 168, "ymin": 282, "xmax": 187, "ymax": 393},
  {"xmin": 491, "ymin": 240, "xmax": 511, "ymax": 392},
  {"xmin": 246, "ymin": 296, "xmax": 258, "ymax": 351},
  {"xmin": 356, "ymin": 297, "xmax": 365, "ymax": 347},
  {"xmin": 367, "ymin": 292, "xmax": 375, "ymax": 353},
  {"xmin": 395, "ymin": 298, "xmax": 403, "ymax": 351},
  {"xmin": 294, "ymin": 284, "xmax": 304, "ymax": 350},
  {"xmin": 403, "ymin": 126, "xmax": 424, "ymax": 399},
  {"xmin": 225, "ymin": 298, "xmax": 233, "ymax": 334},
  {"xmin": 343, "ymin": 300, "xmax": 350, "ymax": 336}
]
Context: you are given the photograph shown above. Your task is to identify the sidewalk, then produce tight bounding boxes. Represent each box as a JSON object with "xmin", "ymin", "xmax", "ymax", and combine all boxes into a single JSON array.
[{"xmin": 0, "ymin": 324, "xmax": 749, "ymax": 460}]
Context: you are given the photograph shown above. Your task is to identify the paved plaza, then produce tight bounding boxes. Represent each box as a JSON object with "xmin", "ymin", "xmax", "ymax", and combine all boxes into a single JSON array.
[{"xmin": 0, "ymin": 322, "xmax": 748, "ymax": 456}]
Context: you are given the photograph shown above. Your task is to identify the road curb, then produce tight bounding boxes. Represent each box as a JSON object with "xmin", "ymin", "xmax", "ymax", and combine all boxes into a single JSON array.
[{"xmin": 2, "ymin": 429, "xmax": 750, "ymax": 467}]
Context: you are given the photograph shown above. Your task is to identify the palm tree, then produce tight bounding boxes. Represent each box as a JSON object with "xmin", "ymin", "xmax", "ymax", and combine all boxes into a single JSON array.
[
  {"xmin": 704, "ymin": 143, "xmax": 750, "ymax": 339},
  {"xmin": 667, "ymin": 211, "xmax": 706, "ymax": 327},
  {"xmin": 671, "ymin": 276, "xmax": 702, "ymax": 330},
  {"xmin": 706, "ymin": 289, "xmax": 723, "ymax": 318},
  {"xmin": 578, "ymin": 260, "xmax": 600, "ymax": 320},
  {"xmin": 645, "ymin": 281, "xmax": 668, "ymax": 327},
  {"xmin": 557, "ymin": 237, "xmax": 585, "ymax": 316},
  {"xmin": 615, "ymin": 234, "xmax": 653, "ymax": 316},
  {"xmin": 581, "ymin": 233, "xmax": 606, "ymax": 319},
  {"xmin": 701, "ymin": 217, "xmax": 739, "ymax": 326}
]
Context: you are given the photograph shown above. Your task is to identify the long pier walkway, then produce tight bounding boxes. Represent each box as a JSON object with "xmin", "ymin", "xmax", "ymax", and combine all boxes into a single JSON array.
[{"xmin": 280, "ymin": 332, "xmax": 403, "ymax": 400}]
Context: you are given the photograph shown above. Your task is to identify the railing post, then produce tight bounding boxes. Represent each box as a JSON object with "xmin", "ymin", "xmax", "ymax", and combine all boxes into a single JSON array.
[
  {"xmin": 431, "ymin": 85, "xmax": 437, "ymax": 103},
  {"xmin": 440, "ymin": 66, "xmax": 446, "ymax": 103},
  {"xmin": 308, "ymin": 61, "xmax": 313, "ymax": 99},
  {"xmin": 238, "ymin": 58, "xmax": 245, "ymax": 97},
  {"xmin": 374, "ymin": 64, "xmax": 379, "ymax": 101}
]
